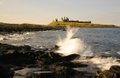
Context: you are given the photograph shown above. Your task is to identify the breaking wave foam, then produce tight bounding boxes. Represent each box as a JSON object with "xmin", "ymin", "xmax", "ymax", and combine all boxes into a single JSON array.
[{"xmin": 0, "ymin": 32, "xmax": 34, "ymax": 41}]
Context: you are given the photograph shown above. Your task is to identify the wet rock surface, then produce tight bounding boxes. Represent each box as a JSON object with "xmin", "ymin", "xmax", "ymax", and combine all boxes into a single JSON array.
[
  {"xmin": 95, "ymin": 65, "xmax": 120, "ymax": 78},
  {"xmin": 0, "ymin": 64, "xmax": 14, "ymax": 78},
  {"xmin": 0, "ymin": 43, "xmax": 119, "ymax": 78}
]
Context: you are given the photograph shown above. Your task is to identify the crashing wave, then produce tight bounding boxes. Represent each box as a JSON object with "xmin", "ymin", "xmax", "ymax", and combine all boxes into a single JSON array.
[
  {"xmin": 55, "ymin": 27, "xmax": 120, "ymax": 71},
  {"xmin": 56, "ymin": 27, "xmax": 93, "ymax": 56}
]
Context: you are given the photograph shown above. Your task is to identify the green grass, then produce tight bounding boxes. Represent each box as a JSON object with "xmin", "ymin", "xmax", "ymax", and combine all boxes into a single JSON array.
[
  {"xmin": 0, "ymin": 22, "xmax": 65, "ymax": 32},
  {"xmin": 48, "ymin": 21, "xmax": 119, "ymax": 28},
  {"xmin": 0, "ymin": 21, "xmax": 119, "ymax": 33}
]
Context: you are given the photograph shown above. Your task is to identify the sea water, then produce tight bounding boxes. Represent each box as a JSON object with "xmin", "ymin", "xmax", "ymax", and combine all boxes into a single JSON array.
[{"xmin": 0, "ymin": 28, "xmax": 120, "ymax": 70}]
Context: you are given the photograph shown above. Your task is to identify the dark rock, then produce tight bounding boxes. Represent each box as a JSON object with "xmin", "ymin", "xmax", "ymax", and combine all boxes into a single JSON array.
[
  {"xmin": 96, "ymin": 65, "xmax": 120, "ymax": 78},
  {"xmin": 0, "ymin": 52, "xmax": 35, "ymax": 66},
  {"xmin": 0, "ymin": 43, "xmax": 31, "ymax": 55},
  {"xmin": 0, "ymin": 64, "xmax": 14, "ymax": 78},
  {"xmin": 14, "ymin": 67, "xmax": 95, "ymax": 78},
  {"xmin": 32, "ymin": 71, "xmax": 55, "ymax": 78},
  {"xmin": 110, "ymin": 65, "xmax": 120, "ymax": 72},
  {"xmin": 59, "ymin": 54, "xmax": 80, "ymax": 62},
  {"xmin": 36, "ymin": 51, "xmax": 65, "ymax": 66},
  {"xmin": 36, "ymin": 53, "xmax": 80, "ymax": 66},
  {"xmin": 0, "ymin": 43, "xmax": 15, "ymax": 55},
  {"xmin": 53, "ymin": 67, "xmax": 94, "ymax": 78},
  {"xmin": 0, "ymin": 43, "xmax": 95, "ymax": 78},
  {"xmin": 109, "ymin": 65, "xmax": 120, "ymax": 78},
  {"xmin": 96, "ymin": 70, "xmax": 117, "ymax": 78},
  {"xmin": 0, "ymin": 43, "xmax": 44, "ymax": 66},
  {"xmin": 0, "ymin": 43, "xmax": 80, "ymax": 66},
  {"xmin": 56, "ymin": 62, "xmax": 88, "ymax": 68}
]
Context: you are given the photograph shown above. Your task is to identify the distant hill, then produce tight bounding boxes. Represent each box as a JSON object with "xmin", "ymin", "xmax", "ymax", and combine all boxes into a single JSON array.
[
  {"xmin": 0, "ymin": 22, "xmax": 65, "ymax": 32},
  {"xmin": 48, "ymin": 21, "xmax": 119, "ymax": 28},
  {"xmin": 0, "ymin": 20, "xmax": 119, "ymax": 33}
]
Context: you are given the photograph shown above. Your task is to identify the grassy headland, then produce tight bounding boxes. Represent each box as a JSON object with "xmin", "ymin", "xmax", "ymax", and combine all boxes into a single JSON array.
[
  {"xmin": 48, "ymin": 21, "xmax": 119, "ymax": 28},
  {"xmin": 0, "ymin": 20, "xmax": 119, "ymax": 33},
  {"xmin": 0, "ymin": 22, "xmax": 65, "ymax": 33}
]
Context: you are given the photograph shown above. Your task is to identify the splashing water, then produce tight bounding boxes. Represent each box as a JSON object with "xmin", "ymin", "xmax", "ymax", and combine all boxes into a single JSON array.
[
  {"xmin": 56, "ymin": 27, "xmax": 93, "ymax": 56},
  {"xmin": 55, "ymin": 27, "xmax": 120, "ymax": 71}
]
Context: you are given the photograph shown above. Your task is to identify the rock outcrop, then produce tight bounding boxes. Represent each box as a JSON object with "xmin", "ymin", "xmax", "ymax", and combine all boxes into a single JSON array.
[
  {"xmin": 96, "ymin": 65, "xmax": 120, "ymax": 78},
  {"xmin": 0, "ymin": 43, "xmax": 93, "ymax": 78}
]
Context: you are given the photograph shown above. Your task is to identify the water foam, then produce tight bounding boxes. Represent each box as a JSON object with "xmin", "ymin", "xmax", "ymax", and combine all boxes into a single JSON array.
[
  {"xmin": 0, "ymin": 32, "xmax": 34, "ymax": 41},
  {"xmin": 117, "ymin": 51, "xmax": 120, "ymax": 55}
]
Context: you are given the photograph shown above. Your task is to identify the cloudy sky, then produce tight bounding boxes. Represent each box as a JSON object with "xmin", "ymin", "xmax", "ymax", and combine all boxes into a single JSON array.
[{"xmin": 0, "ymin": 0, "xmax": 120, "ymax": 25}]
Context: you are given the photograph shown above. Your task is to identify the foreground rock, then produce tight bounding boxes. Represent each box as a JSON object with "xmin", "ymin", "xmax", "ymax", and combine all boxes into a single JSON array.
[
  {"xmin": 0, "ymin": 64, "xmax": 14, "ymax": 78},
  {"xmin": 3, "ymin": 43, "xmax": 120, "ymax": 78},
  {"xmin": 96, "ymin": 65, "xmax": 120, "ymax": 78},
  {"xmin": 0, "ymin": 43, "xmax": 94, "ymax": 78}
]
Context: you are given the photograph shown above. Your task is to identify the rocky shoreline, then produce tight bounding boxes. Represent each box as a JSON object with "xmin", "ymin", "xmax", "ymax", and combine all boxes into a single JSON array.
[{"xmin": 0, "ymin": 43, "xmax": 120, "ymax": 78}]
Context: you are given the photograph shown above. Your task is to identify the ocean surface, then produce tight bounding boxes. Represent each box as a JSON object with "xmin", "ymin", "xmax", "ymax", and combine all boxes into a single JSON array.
[{"xmin": 0, "ymin": 28, "xmax": 120, "ymax": 58}]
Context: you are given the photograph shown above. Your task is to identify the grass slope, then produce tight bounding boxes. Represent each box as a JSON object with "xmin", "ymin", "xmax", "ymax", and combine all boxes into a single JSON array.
[
  {"xmin": 48, "ymin": 21, "xmax": 119, "ymax": 28},
  {"xmin": 0, "ymin": 22, "xmax": 65, "ymax": 32}
]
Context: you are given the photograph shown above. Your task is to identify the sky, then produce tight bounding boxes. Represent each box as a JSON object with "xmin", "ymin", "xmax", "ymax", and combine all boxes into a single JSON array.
[{"xmin": 0, "ymin": 0, "xmax": 120, "ymax": 25}]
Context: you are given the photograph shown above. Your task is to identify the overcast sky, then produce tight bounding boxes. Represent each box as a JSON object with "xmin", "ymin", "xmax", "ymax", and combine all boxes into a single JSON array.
[{"xmin": 0, "ymin": 0, "xmax": 120, "ymax": 25}]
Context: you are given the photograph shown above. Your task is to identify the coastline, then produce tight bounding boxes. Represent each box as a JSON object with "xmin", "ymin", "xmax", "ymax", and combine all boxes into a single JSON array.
[
  {"xmin": 0, "ymin": 22, "xmax": 120, "ymax": 78},
  {"xmin": 0, "ymin": 43, "xmax": 120, "ymax": 78},
  {"xmin": 0, "ymin": 22, "xmax": 120, "ymax": 33}
]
